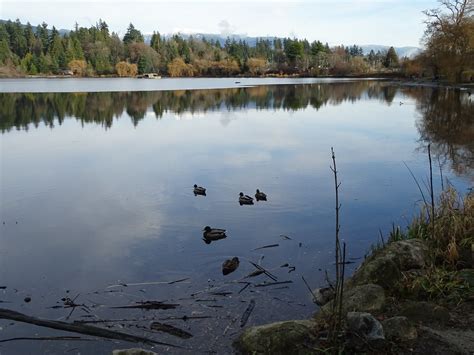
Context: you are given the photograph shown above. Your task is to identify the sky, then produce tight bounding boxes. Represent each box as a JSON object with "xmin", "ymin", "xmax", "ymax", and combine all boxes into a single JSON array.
[{"xmin": 1, "ymin": 0, "xmax": 437, "ymax": 47}]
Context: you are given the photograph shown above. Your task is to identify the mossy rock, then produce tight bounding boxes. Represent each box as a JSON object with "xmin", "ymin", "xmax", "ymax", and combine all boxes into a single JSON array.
[
  {"xmin": 349, "ymin": 239, "xmax": 429, "ymax": 289},
  {"xmin": 234, "ymin": 320, "xmax": 318, "ymax": 354},
  {"xmin": 317, "ymin": 284, "xmax": 385, "ymax": 320}
]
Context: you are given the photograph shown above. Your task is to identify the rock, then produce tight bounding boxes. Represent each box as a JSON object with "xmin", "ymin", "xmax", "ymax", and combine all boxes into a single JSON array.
[
  {"xmin": 234, "ymin": 320, "xmax": 317, "ymax": 354},
  {"xmin": 313, "ymin": 287, "xmax": 334, "ymax": 306},
  {"xmin": 112, "ymin": 349, "xmax": 157, "ymax": 355},
  {"xmin": 400, "ymin": 301, "xmax": 451, "ymax": 325},
  {"xmin": 342, "ymin": 284, "xmax": 386, "ymax": 313},
  {"xmin": 416, "ymin": 326, "xmax": 474, "ymax": 355},
  {"xmin": 382, "ymin": 316, "xmax": 417, "ymax": 341},
  {"xmin": 346, "ymin": 312, "xmax": 384, "ymax": 341},
  {"xmin": 318, "ymin": 284, "xmax": 385, "ymax": 318},
  {"xmin": 349, "ymin": 239, "xmax": 429, "ymax": 289}
]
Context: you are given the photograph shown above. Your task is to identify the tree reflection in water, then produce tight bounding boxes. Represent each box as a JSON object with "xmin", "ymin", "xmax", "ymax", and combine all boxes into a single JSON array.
[{"xmin": 1, "ymin": 82, "xmax": 472, "ymax": 179}]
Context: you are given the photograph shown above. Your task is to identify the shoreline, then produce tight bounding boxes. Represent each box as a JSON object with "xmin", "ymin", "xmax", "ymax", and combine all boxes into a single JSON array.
[{"xmin": 235, "ymin": 186, "xmax": 474, "ymax": 354}]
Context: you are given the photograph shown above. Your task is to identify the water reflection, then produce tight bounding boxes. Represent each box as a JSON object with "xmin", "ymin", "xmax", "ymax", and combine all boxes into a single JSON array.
[
  {"xmin": 1, "ymin": 81, "xmax": 399, "ymax": 131},
  {"xmin": 1, "ymin": 82, "xmax": 472, "ymax": 181},
  {"xmin": 408, "ymin": 87, "xmax": 474, "ymax": 177}
]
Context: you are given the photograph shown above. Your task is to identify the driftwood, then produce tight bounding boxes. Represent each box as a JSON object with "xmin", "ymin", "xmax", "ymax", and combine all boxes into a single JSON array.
[
  {"xmin": 107, "ymin": 278, "xmax": 190, "ymax": 289},
  {"xmin": 0, "ymin": 336, "xmax": 89, "ymax": 343},
  {"xmin": 252, "ymin": 244, "xmax": 279, "ymax": 251},
  {"xmin": 112, "ymin": 301, "xmax": 179, "ymax": 310},
  {"xmin": 0, "ymin": 308, "xmax": 179, "ymax": 347},
  {"xmin": 254, "ymin": 281, "xmax": 293, "ymax": 287},
  {"xmin": 243, "ymin": 270, "xmax": 265, "ymax": 279},
  {"xmin": 150, "ymin": 322, "xmax": 193, "ymax": 339},
  {"xmin": 249, "ymin": 261, "xmax": 277, "ymax": 281},
  {"xmin": 240, "ymin": 299, "xmax": 255, "ymax": 327}
]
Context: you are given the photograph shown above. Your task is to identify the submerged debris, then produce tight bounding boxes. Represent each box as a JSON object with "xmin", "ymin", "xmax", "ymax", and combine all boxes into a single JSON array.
[
  {"xmin": 240, "ymin": 299, "xmax": 256, "ymax": 327},
  {"xmin": 253, "ymin": 244, "xmax": 279, "ymax": 251},
  {"xmin": 112, "ymin": 301, "xmax": 179, "ymax": 310},
  {"xmin": 150, "ymin": 321, "xmax": 193, "ymax": 339},
  {"xmin": 0, "ymin": 308, "xmax": 179, "ymax": 347}
]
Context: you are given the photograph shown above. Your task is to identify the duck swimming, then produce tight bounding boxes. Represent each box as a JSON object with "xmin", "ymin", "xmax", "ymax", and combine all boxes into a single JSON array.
[
  {"xmin": 239, "ymin": 192, "xmax": 254, "ymax": 205},
  {"xmin": 194, "ymin": 184, "xmax": 206, "ymax": 196},
  {"xmin": 202, "ymin": 226, "xmax": 227, "ymax": 244},
  {"xmin": 222, "ymin": 257, "xmax": 240, "ymax": 275},
  {"xmin": 255, "ymin": 189, "xmax": 267, "ymax": 201}
]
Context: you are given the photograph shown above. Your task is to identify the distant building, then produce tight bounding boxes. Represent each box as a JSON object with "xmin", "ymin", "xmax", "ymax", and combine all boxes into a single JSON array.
[{"xmin": 138, "ymin": 73, "xmax": 161, "ymax": 79}]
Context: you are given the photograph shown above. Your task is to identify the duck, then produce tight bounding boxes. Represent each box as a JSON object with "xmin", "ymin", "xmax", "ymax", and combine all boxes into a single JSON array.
[
  {"xmin": 255, "ymin": 189, "xmax": 267, "ymax": 201},
  {"xmin": 239, "ymin": 192, "xmax": 254, "ymax": 205},
  {"xmin": 193, "ymin": 184, "xmax": 206, "ymax": 196},
  {"xmin": 202, "ymin": 226, "xmax": 227, "ymax": 243},
  {"xmin": 222, "ymin": 257, "xmax": 240, "ymax": 275}
]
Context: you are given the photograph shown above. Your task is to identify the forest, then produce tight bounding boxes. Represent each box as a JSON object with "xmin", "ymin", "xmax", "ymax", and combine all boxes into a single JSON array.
[
  {"xmin": 0, "ymin": 1, "xmax": 471, "ymax": 81},
  {"xmin": 0, "ymin": 20, "xmax": 401, "ymax": 78}
]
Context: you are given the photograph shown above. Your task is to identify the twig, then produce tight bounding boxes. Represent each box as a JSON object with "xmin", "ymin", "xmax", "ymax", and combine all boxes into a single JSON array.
[
  {"xmin": 301, "ymin": 276, "xmax": 317, "ymax": 302},
  {"xmin": 403, "ymin": 161, "xmax": 428, "ymax": 206},
  {"xmin": 338, "ymin": 242, "xmax": 347, "ymax": 328},
  {"xmin": 428, "ymin": 144, "xmax": 436, "ymax": 239},
  {"xmin": 437, "ymin": 155, "xmax": 444, "ymax": 191}
]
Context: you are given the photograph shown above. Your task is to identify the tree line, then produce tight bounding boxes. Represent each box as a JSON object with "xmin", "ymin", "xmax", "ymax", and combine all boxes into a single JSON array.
[
  {"xmin": 403, "ymin": 0, "xmax": 473, "ymax": 82},
  {"xmin": 0, "ymin": 19, "xmax": 401, "ymax": 77}
]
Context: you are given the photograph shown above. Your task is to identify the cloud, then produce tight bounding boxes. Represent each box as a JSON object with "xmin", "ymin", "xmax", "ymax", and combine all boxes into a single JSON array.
[{"xmin": 218, "ymin": 19, "xmax": 236, "ymax": 36}]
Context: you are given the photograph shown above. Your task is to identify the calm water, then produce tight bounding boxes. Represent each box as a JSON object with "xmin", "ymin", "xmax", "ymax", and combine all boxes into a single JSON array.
[{"xmin": 0, "ymin": 80, "xmax": 472, "ymax": 354}]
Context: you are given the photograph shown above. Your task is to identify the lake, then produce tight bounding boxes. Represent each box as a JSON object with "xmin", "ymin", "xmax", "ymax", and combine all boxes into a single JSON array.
[{"xmin": 0, "ymin": 79, "xmax": 472, "ymax": 354}]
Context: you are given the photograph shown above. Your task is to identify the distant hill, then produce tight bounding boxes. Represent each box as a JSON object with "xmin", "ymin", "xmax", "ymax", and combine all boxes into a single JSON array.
[
  {"xmin": 145, "ymin": 32, "xmax": 421, "ymax": 58},
  {"xmin": 359, "ymin": 45, "xmax": 422, "ymax": 58},
  {"xmin": 144, "ymin": 33, "xmax": 278, "ymax": 47}
]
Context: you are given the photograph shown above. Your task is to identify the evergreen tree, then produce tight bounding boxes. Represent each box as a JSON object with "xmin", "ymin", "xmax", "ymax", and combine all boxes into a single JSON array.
[
  {"xmin": 384, "ymin": 46, "xmax": 399, "ymax": 68},
  {"xmin": 123, "ymin": 23, "xmax": 144, "ymax": 44}
]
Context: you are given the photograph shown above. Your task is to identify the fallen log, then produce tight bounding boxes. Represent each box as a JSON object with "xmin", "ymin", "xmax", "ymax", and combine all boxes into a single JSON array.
[{"xmin": 0, "ymin": 308, "xmax": 180, "ymax": 348}]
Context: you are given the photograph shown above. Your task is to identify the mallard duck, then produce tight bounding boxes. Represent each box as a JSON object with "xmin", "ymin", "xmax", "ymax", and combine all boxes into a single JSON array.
[
  {"xmin": 239, "ymin": 192, "xmax": 254, "ymax": 205},
  {"xmin": 202, "ymin": 226, "xmax": 227, "ymax": 244},
  {"xmin": 193, "ymin": 184, "xmax": 206, "ymax": 196},
  {"xmin": 222, "ymin": 257, "xmax": 240, "ymax": 275},
  {"xmin": 255, "ymin": 189, "xmax": 267, "ymax": 201}
]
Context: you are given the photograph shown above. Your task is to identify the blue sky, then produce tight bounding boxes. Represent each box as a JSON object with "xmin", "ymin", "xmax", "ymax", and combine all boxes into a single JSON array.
[{"xmin": 1, "ymin": 0, "xmax": 436, "ymax": 47}]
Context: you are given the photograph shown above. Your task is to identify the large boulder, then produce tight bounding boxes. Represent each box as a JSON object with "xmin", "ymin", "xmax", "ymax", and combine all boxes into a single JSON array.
[
  {"xmin": 318, "ymin": 284, "xmax": 385, "ymax": 319},
  {"xmin": 349, "ymin": 239, "xmax": 429, "ymax": 289},
  {"xmin": 234, "ymin": 320, "xmax": 317, "ymax": 354},
  {"xmin": 382, "ymin": 316, "xmax": 417, "ymax": 341}
]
